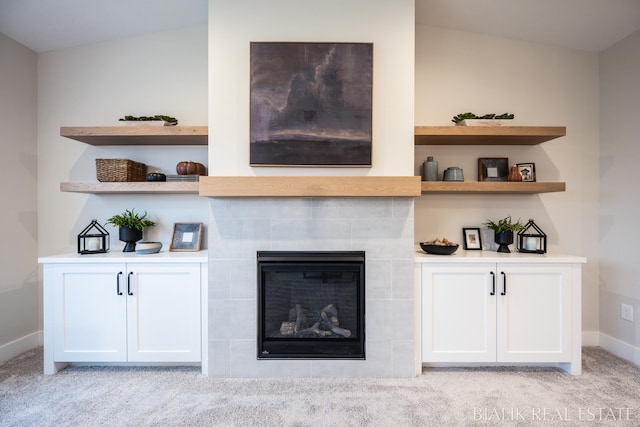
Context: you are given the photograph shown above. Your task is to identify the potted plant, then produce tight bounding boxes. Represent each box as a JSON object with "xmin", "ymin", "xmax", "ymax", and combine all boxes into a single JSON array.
[
  {"xmin": 106, "ymin": 209, "xmax": 156, "ymax": 252},
  {"xmin": 484, "ymin": 215, "xmax": 525, "ymax": 253}
]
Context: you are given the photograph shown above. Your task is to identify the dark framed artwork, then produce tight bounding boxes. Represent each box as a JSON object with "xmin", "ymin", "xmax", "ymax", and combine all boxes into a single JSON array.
[
  {"xmin": 250, "ymin": 42, "xmax": 373, "ymax": 166},
  {"xmin": 478, "ymin": 158, "xmax": 509, "ymax": 182},
  {"xmin": 517, "ymin": 163, "xmax": 536, "ymax": 182},
  {"xmin": 170, "ymin": 222, "xmax": 203, "ymax": 252},
  {"xmin": 462, "ymin": 228, "xmax": 483, "ymax": 250}
]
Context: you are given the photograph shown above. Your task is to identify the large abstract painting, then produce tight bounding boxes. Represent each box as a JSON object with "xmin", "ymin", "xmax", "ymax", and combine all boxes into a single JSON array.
[{"xmin": 250, "ymin": 42, "xmax": 373, "ymax": 166}]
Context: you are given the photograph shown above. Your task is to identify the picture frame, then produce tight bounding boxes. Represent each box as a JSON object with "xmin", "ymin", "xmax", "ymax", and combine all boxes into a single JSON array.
[
  {"xmin": 516, "ymin": 163, "xmax": 536, "ymax": 182},
  {"xmin": 249, "ymin": 42, "xmax": 373, "ymax": 167},
  {"xmin": 462, "ymin": 228, "xmax": 483, "ymax": 250},
  {"xmin": 170, "ymin": 222, "xmax": 203, "ymax": 252},
  {"xmin": 478, "ymin": 158, "xmax": 509, "ymax": 182}
]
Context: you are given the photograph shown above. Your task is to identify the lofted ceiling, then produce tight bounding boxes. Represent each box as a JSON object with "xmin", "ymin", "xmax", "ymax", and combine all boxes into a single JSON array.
[{"xmin": 0, "ymin": 0, "xmax": 639, "ymax": 53}]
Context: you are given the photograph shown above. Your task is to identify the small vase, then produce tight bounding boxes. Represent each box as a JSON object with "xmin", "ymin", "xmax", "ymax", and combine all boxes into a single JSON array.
[
  {"xmin": 119, "ymin": 226, "xmax": 143, "ymax": 252},
  {"xmin": 508, "ymin": 165, "xmax": 522, "ymax": 182},
  {"xmin": 494, "ymin": 231, "xmax": 514, "ymax": 253}
]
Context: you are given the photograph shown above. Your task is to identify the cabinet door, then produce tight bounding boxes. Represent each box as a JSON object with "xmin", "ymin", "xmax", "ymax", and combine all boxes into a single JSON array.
[
  {"xmin": 52, "ymin": 264, "xmax": 127, "ymax": 362},
  {"xmin": 421, "ymin": 263, "xmax": 496, "ymax": 363},
  {"xmin": 126, "ymin": 263, "xmax": 201, "ymax": 362},
  {"xmin": 496, "ymin": 263, "xmax": 571, "ymax": 363}
]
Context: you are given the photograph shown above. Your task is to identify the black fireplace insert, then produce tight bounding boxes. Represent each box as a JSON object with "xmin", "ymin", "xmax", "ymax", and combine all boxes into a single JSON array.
[{"xmin": 257, "ymin": 251, "xmax": 365, "ymax": 359}]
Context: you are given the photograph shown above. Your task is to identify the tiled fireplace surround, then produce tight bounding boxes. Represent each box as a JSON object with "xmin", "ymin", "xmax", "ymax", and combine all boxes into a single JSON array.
[{"xmin": 207, "ymin": 196, "xmax": 416, "ymax": 377}]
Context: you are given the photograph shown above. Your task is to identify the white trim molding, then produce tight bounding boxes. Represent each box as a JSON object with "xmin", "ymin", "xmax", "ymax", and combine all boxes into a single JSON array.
[
  {"xmin": 0, "ymin": 331, "xmax": 42, "ymax": 364},
  {"xmin": 598, "ymin": 332, "xmax": 640, "ymax": 366}
]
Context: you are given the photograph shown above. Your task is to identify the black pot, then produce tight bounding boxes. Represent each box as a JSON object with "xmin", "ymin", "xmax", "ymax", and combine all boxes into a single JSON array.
[
  {"xmin": 119, "ymin": 226, "xmax": 143, "ymax": 252},
  {"xmin": 494, "ymin": 231, "xmax": 514, "ymax": 253}
]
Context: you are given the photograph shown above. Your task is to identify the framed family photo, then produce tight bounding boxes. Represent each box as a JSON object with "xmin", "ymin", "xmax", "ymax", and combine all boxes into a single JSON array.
[
  {"xmin": 517, "ymin": 163, "xmax": 536, "ymax": 182},
  {"xmin": 170, "ymin": 222, "xmax": 203, "ymax": 252},
  {"xmin": 463, "ymin": 228, "xmax": 483, "ymax": 250}
]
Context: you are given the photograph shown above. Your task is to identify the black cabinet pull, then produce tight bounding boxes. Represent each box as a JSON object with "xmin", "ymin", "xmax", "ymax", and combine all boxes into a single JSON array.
[
  {"xmin": 490, "ymin": 271, "xmax": 495, "ymax": 295},
  {"xmin": 500, "ymin": 271, "xmax": 507, "ymax": 295},
  {"xmin": 116, "ymin": 271, "xmax": 123, "ymax": 295},
  {"xmin": 127, "ymin": 271, "xmax": 134, "ymax": 296}
]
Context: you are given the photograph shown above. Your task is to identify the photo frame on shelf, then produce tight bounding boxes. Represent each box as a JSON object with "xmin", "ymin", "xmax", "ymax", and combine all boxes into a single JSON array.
[
  {"xmin": 462, "ymin": 228, "xmax": 483, "ymax": 250},
  {"xmin": 516, "ymin": 163, "xmax": 536, "ymax": 182},
  {"xmin": 170, "ymin": 222, "xmax": 203, "ymax": 252},
  {"xmin": 478, "ymin": 158, "xmax": 509, "ymax": 182}
]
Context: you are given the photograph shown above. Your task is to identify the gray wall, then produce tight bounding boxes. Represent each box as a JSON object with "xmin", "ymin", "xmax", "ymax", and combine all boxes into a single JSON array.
[
  {"xmin": 0, "ymin": 32, "xmax": 39, "ymax": 359},
  {"xmin": 599, "ymin": 29, "xmax": 640, "ymax": 362}
]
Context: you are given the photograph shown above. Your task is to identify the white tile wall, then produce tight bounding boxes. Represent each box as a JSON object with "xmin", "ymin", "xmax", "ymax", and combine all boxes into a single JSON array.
[{"xmin": 207, "ymin": 197, "xmax": 416, "ymax": 377}]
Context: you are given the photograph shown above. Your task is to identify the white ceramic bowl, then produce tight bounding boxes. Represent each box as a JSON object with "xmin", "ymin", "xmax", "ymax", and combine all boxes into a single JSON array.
[{"xmin": 135, "ymin": 241, "xmax": 162, "ymax": 254}]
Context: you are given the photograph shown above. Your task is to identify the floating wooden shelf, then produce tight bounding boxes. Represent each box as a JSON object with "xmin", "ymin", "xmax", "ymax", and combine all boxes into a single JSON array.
[
  {"xmin": 420, "ymin": 181, "xmax": 566, "ymax": 194},
  {"xmin": 60, "ymin": 181, "xmax": 199, "ymax": 194},
  {"xmin": 60, "ymin": 126, "xmax": 208, "ymax": 146},
  {"xmin": 199, "ymin": 176, "xmax": 422, "ymax": 197},
  {"xmin": 414, "ymin": 126, "xmax": 566, "ymax": 145}
]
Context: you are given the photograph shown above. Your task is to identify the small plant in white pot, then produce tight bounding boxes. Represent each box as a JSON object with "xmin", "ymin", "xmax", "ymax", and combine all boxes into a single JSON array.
[
  {"xmin": 106, "ymin": 209, "xmax": 156, "ymax": 252},
  {"xmin": 484, "ymin": 215, "xmax": 525, "ymax": 253}
]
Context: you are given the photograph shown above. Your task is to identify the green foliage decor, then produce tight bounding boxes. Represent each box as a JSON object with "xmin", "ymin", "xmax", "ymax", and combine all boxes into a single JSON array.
[
  {"xmin": 119, "ymin": 115, "xmax": 178, "ymax": 125},
  {"xmin": 484, "ymin": 215, "xmax": 525, "ymax": 233},
  {"xmin": 106, "ymin": 209, "xmax": 156, "ymax": 231},
  {"xmin": 452, "ymin": 112, "xmax": 514, "ymax": 124}
]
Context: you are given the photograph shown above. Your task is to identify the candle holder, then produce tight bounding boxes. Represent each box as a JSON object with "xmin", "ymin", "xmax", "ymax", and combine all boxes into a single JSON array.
[
  {"xmin": 517, "ymin": 219, "xmax": 547, "ymax": 254},
  {"xmin": 78, "ymin": 219, "xmax": 110, "ymax": 254}
]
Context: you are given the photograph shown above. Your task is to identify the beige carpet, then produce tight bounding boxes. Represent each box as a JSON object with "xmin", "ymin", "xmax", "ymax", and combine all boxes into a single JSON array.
[{"xmin": 1, "ymin": 347, "xmax": 639, "ymax": 426}]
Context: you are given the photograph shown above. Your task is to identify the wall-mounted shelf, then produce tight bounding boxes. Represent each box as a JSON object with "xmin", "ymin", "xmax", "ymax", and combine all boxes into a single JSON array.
[
  {"xmin": 60, "ymin": 126, "xmax": 208, "ymax": 146},
  {"xmin": 414, "ymin": 126, "xmax": 566, "ymax": 145},
  {"xmin": 60, "ymin": 181, "xmax": 199, "ymax": 194},
  {"xmin": 420, "ymin": 181, "xmax": 566, "ymax": 194}
]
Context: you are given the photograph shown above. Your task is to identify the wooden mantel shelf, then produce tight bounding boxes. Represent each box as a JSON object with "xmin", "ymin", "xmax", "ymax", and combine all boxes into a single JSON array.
[
  {"xmin": 60, "ymin": 126, "xmax": 208, "ymax": 145},
  {"xmin": 421, "ymin": 181, "xmax": 566, "ymax": 194},
  {"xmin": 199, "ymin": 176, "xmax": 422, "ymax": 197},
  {"xmin": 414, "ymin": 126, "xmax": 566, "ymax": 145}
]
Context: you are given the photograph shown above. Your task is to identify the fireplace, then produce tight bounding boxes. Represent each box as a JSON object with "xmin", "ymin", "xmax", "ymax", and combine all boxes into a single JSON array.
[{"xmin": 257, "ymin": 251, "xmax": 365, "ymax": 359}]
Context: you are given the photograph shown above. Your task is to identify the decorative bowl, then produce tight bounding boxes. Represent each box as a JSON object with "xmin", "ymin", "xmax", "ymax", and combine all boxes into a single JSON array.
[
  {"xmin": 135, "ymin": 241, "xmax": 162, "ymax": 254},
  {"xmin": 419, "ymin": 242, "xmax": 459, "ymax": 255}
]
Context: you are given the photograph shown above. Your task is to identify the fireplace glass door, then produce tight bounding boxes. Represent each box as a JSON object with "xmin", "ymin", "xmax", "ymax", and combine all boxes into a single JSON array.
[{"xmin": 257, "ymin": 251, "xmax": 365, "ymax": 359}]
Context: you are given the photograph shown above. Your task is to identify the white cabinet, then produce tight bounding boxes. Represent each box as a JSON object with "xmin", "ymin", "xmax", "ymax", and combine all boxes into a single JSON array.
[
  {"xmin": 416, "ymin": 252, "xmax": 584, "ymax": 374},
  {"xmin": 40, "ymin": 253, "xmax": 208, "ymax": 374}
]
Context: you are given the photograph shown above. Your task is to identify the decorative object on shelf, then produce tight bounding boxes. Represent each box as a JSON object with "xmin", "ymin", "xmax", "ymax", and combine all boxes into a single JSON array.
[
  {"xmin": 517, "ymin": 219, "xmax": 547, "ymax": 254},
  {"xmin": 419, "ymin": 237, "xmax": 459, "ymax": 255},
  {"xmin": 118, "ymin": 115, "xmax": 178, "ymax": 125},
  {"xmin": 146, "ymin": 172, "xmax": 166, "ymax": 182},
  {"xmin": 517, "ymin": 163, "xmax": 536, "ymax": 182},
  {"xmin": 484, "ymin": 215, "xmax": 525, "ymax": 253},
  {"xmin": 176, "ymin": 161, "xmax": 206, "ymax": 176},
  {"xmin": 478, "ymin": 158, "xmax": 509, "ymax": 182},
  {"xmin": 166, "ymin": 174, "xmax": 200, "ymax": 182},
  {"xmin": 443, "ymin": 166, "xmax": 464, "ymax": 181},
  {"xmin": 462, "ymin": 228, "xmax": 482, "ymax": 250},
  {"xmin": 77, "ymin": 219, "xmax": 110, "ymax": 254},
  {"xmin": 135, "ymin": 241, "xmax": 162, "ymax": 254},
  {"xmin": 250, "ymin": 42, "xmax": 373, "ymax": 167},
  {"xmin": 96, "ymin": 158, "xmax": 146, "ymax": 182},
  {"xmin": 422, "ymin": 156, "xmax": 438, "ymax": 181},
  {"xmin": 508, "ymin": 164, "xmax": 523, "ymax": 182},
  {"xmin": 106, "ymin": 209, "xmax": 156, "ymax": 252},
  {"xmin": 452, "ymin": 112, "xmax": 514, "ymax": 126},
  {"xmin": 170, "ymin": 222, "xmax": 203, "ymax": 252}
]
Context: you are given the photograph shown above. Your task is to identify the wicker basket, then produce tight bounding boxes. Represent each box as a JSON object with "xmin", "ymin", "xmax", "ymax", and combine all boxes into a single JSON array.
[{"xmin": 96, "ymin": 159, "xmax": 146, "ymax": 182}]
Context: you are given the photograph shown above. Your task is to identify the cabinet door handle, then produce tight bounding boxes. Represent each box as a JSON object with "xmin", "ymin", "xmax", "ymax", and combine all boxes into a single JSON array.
[
  {"xmin": 490, "ymin": 271, "xmax": 495, "ymax": 295},
  {"xmin": 500, "ymin": 271, "xmax": 507, "ymax": 295},
  {"xmin": 127, "ymin": 271, "xmax": 134, "ymax": 296},
  {"xmin": 116, "ymin": 271, "xmax": 123, "ymax": 295}
]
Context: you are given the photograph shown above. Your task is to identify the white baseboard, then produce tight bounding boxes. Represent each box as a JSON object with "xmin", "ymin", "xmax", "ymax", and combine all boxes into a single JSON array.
[
  {"xmin": 0, "ymin": 331, "xmax": 43, "ymax": 364},
  {"xmin": 598, "ymin": 332, "xmax": 640, "ymax": 366}
]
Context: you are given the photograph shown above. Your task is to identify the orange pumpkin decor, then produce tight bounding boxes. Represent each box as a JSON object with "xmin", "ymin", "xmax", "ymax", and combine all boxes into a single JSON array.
[{"xmin": 176, "ymin": 161, "xmax": 206, "ymax": 176}]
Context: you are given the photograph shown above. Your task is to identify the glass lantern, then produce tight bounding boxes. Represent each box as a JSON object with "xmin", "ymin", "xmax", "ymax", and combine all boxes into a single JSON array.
[
  {"xmin": 78, "ymin": 219, "xmax": 110, "ymax": 254},
  {"xmin": 517, "ymin": 219, "xmax": 547, "ymax": 254}
]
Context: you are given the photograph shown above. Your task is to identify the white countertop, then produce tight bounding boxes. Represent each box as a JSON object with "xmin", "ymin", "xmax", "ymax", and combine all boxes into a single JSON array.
[
  {"xmin": 38, "ymin": 250, "xmax": 208, "ymax": 264},
  {"xmin": 414, "ymin": 246, "xmax": 586, "ymax": 264}
]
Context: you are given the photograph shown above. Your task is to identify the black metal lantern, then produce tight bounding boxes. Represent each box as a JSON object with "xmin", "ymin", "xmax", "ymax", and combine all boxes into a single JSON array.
[
  {"xmin": 78, "ymin": 219, "xmax": 110, "ymax": 254},
  {"xmin": 517, "ymin": 219, "xmax": 547, "ymax": 254}
]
